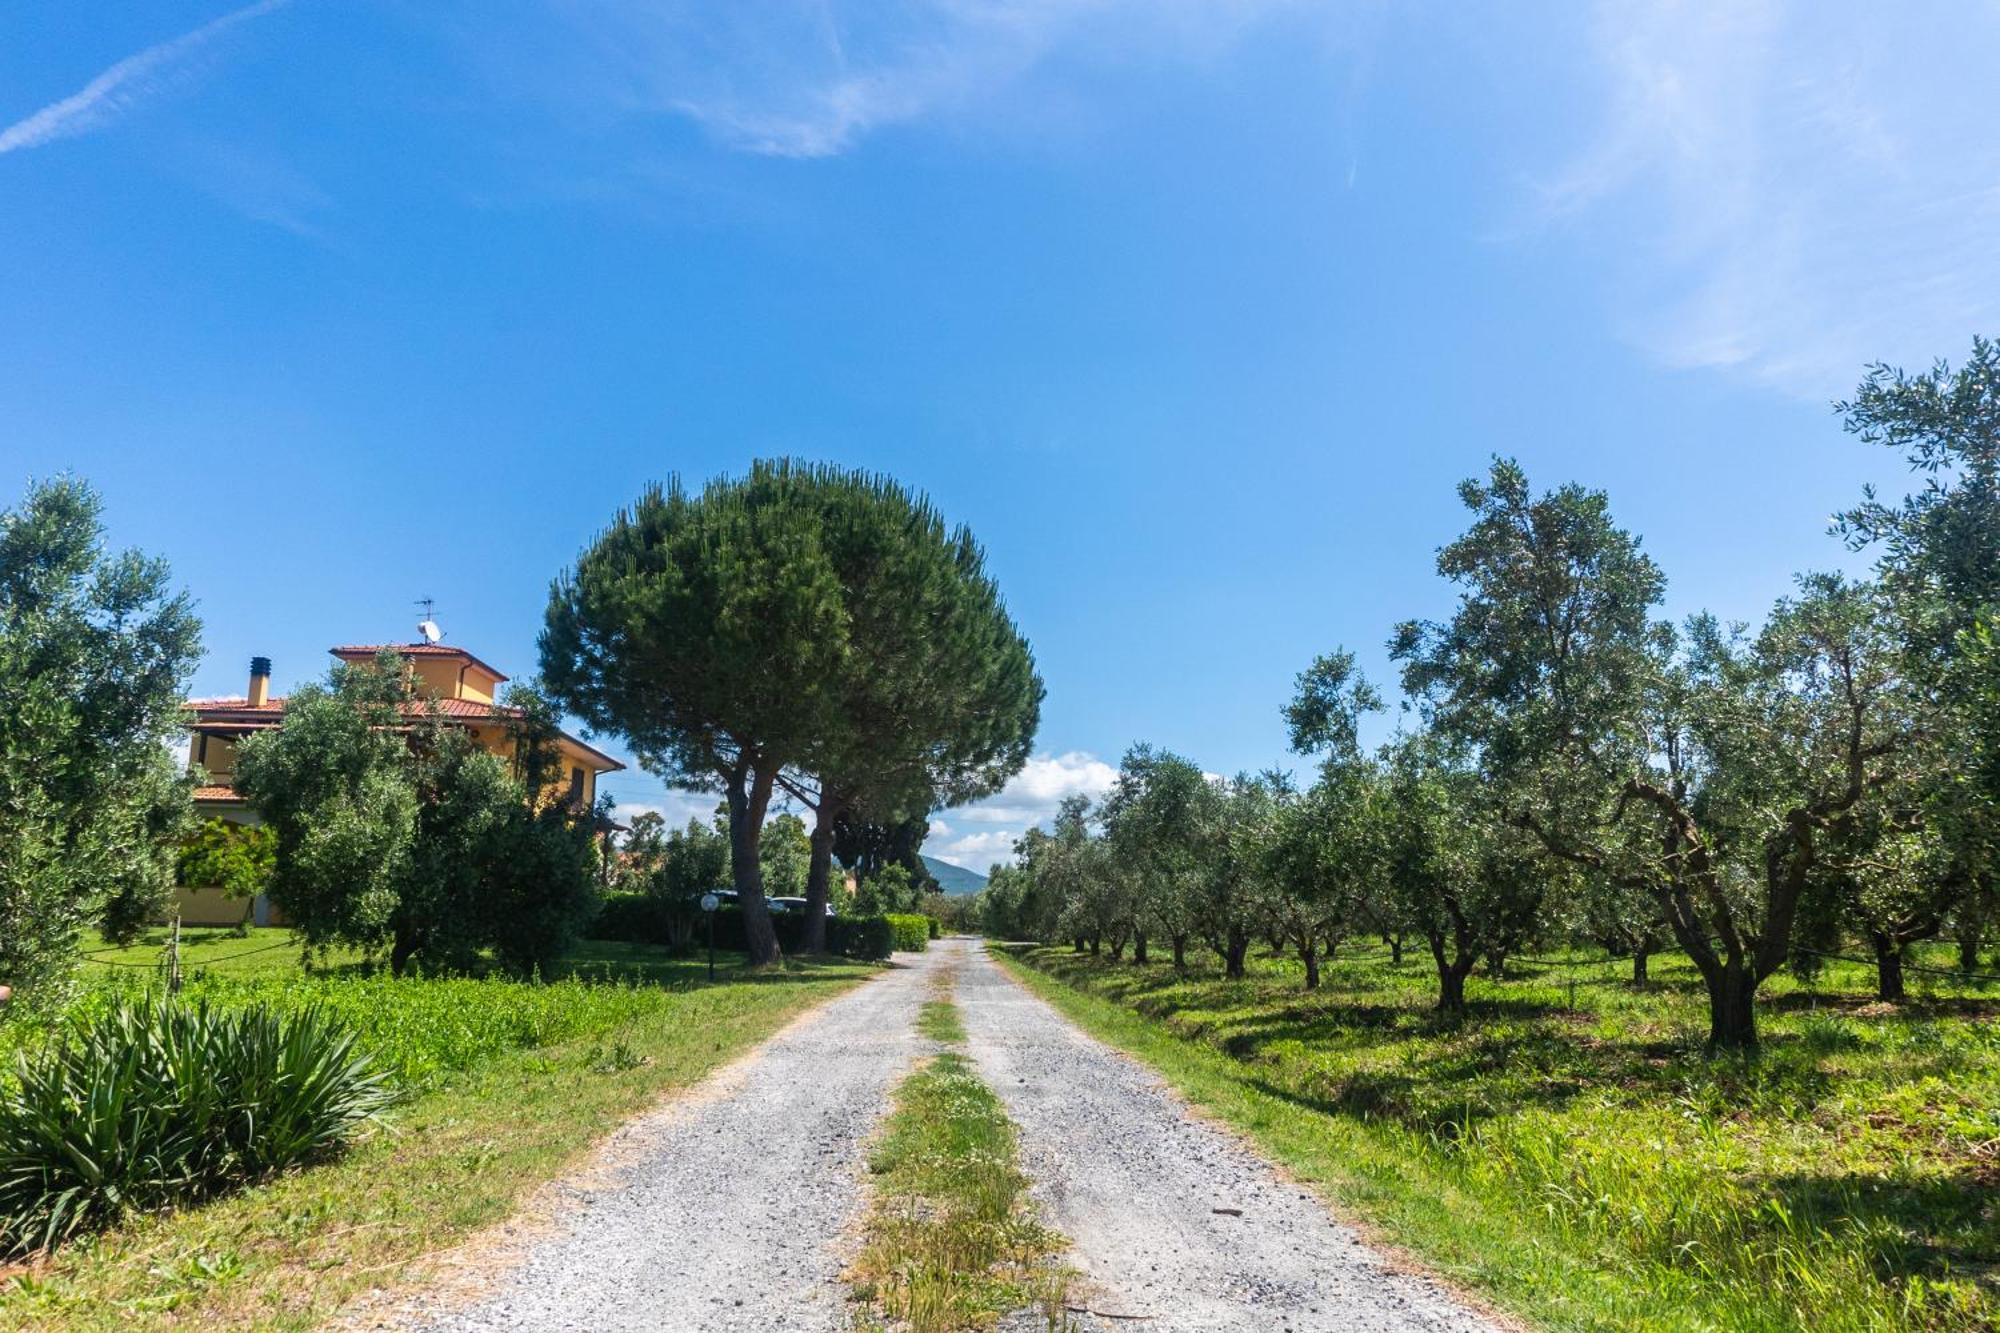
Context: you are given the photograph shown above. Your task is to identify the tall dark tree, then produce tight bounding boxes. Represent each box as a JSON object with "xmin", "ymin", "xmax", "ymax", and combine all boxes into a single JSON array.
[
  {"xmin": 831, "ymin": 812, "xmax": 932, "ymax": 887},
  {"xmin": 0, "ymin": 478, "xmax": 201, "ymax": 1004}
]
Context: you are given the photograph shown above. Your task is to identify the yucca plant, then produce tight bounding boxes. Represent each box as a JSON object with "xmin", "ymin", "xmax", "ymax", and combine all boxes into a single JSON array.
[{"xmin": 0, "ymin": 997, "xmax": 396, "ymax": 1255}]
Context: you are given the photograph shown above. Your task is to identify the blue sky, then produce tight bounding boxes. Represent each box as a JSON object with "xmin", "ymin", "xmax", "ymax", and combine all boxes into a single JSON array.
[{"xmin": 6, "ymin": 2, "xmax": 1996, "ymax": 870}]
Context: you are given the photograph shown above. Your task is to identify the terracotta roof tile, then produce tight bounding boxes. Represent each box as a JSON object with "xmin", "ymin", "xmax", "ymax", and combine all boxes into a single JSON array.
[
  {"xmin": 330, "ymin": 643, "xmax": 509, "ymax": 681},
  {"xmin": 192, "ymin": 785, "xmax": 244, "ymax": 802}
]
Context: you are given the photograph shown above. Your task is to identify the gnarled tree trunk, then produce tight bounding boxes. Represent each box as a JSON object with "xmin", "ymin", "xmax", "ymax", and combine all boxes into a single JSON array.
[{"xmin": 1870, "ymin": 931, "xmax": 1907, "ymax": 1002}]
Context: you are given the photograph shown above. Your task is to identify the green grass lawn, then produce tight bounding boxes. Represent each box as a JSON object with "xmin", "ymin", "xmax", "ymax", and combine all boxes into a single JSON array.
[
  {"xmin": 0, "ymin": 933, "xmax": 875, "ymax": 1330},
  {"xmin": 995, "ymin": 941, "xmax": 2000, "ymax": 1333}
]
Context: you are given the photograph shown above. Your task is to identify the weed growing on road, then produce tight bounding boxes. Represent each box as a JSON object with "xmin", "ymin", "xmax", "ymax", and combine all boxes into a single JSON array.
[{"xmin": 850, "ymin": 973, "xmax": 1073, "ymax": 1332}]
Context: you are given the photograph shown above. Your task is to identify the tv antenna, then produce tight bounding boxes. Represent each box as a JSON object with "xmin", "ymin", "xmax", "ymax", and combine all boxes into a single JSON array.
[{"xmin": 415, "ymin": 597, "xmax": 442, "ymax": 644}]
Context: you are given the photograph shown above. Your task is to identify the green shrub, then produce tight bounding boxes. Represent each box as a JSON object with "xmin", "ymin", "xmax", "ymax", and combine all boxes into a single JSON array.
[
  {"xmin": 702, "ymin": 905, "xmax": 894, "ymax": 960},
  {"xmin": 831, "ymin": 915, "xmax": 893, "ymax": 961},
  {"xmin": 0, "ymin": 997, "xmax": 394, "ymax": 1256},
  {"xmin": 589, "ymin": 891, "xmax": 674, "ymax": 946},
  {"xmin": 886, "ymin": 914, "xmax": 931, "ymax": 953},
  {"xmin": 928, "ymin": 916, "xmax": 942, "ymax": 940}
]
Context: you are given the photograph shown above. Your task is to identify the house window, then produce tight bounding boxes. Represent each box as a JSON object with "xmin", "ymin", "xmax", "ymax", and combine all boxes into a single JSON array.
[{"xmin": 567, "ymin": 767, "xmax": 585, "ymax": 805}]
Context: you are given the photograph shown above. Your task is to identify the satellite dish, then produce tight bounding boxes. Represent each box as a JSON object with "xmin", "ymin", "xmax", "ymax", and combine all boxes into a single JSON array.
[{"xmin": 417, "ymin": 619, "xmax": 442, "ymax": 644}]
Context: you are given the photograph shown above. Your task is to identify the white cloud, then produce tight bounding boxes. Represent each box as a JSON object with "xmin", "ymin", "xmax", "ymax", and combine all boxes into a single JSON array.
[
  {"xmin": 0, "ymin": 1, "xmax": 289, "ymax": 156},
  {"xmin": 928, "ymin": 749, "xmax": 1118, "ymax": 869},
  {"xmin": 1533, "ymin": 0, "xmax": 2000, "ymax": 398},
  {"xmin": 543, "ymin": 0, "xmax": 1316, "ymax": 159}
]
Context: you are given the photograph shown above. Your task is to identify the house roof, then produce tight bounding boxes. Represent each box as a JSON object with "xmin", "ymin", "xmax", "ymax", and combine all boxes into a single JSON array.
[
  {"xmin": 193, "ymin": 785, "xmax": 245, "ymax": 803},
  {"xmin": 330, "ymin": 643, "xmax": 510, "ymax": 682},
  {"xmin": 184, "ymin": 695, "xmax": 625, "ymax": 771}
]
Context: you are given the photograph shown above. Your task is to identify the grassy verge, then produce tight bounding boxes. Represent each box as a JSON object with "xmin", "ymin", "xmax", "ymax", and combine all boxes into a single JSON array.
[
  {"xmin": 992, "ymin": 943, "xmax": 1999, "ymax": 1333},
  {"xmin": 0, "ymin": 957, "xmax": 872, "ymax": 1330},
  {"xmin": 849, "ymin": 973, "xmax": 1069, "ymax": 1332}
]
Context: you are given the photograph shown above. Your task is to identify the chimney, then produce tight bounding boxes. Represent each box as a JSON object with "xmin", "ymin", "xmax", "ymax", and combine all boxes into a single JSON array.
[{"xmin": 248, "ymin": 656, "xmax": 272, "ymax": 707}]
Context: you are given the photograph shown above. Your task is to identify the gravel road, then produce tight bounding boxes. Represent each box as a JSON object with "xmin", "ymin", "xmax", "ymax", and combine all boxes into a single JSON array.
[
  {"xmin": 954, "ymin": 938, "xmax": 1499, "ymax": 1332},
  {"xmin": 377, "ymin": 937, "xmax": 1497, "ymax": 1333},
  {"xmin": 392, "ymin": 948, "xmax": 946, "ymax": 1333}
]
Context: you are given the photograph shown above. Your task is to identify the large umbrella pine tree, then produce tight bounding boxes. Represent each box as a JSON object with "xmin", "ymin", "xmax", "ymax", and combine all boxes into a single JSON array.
[
  {"xmin": 779, "ymin": 469, "xmax": 1042, "ymax": 953},
  {"xmin": 541, "ymin": 465, "xmax": 850, "ymax": 964}
]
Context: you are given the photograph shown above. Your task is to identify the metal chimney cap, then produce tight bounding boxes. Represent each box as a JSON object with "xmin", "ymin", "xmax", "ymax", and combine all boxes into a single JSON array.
[{"xmin": 250, "ymin": 656, "xmax": 273, "ymax": 676}]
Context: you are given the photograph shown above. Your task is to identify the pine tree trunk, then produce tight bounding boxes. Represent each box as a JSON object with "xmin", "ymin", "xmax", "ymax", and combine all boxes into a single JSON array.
[
  {"xmin": 725, "ymin": 766, "xmax": 781, "ymax": 966},
  {"xmin": 801, "ymin": 806, "xmax": 839, "ymax": 955}
]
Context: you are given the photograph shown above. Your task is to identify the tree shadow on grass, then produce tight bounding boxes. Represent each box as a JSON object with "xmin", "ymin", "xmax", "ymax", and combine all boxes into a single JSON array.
[{"xmin": 1751, "ymin": 1169, "xmax": 2000, "ymax": 1281}]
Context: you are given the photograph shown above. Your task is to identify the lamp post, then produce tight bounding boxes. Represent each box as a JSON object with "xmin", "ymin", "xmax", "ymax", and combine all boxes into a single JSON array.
[{"xmin": 700, "ymin": 892, "xmax": 720, "ymax": 982}]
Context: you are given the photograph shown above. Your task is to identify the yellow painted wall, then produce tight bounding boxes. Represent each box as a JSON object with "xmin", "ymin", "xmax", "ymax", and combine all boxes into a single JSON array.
[
  {"xmin": 173, "ymin": 886, "xmax": 255, "ymax": 927},
  {"xmin": 406, "ymin": 656, "xmax": 502, "ymax": 703},
  {"xmin": 191, "ymin": 731, "xmax": 239, "ymax": 780},
  {"xmin": 466, "ymin": 728, "xmax": 608, "ymax": 808}
]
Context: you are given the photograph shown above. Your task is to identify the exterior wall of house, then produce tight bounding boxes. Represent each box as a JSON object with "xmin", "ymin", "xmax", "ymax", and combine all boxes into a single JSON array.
[
  {"xmin": 404, "ymin": 656, "xmax": 502, "ymax": 703},
  {"xmin": 192, "ymin": 731, "xmax": 241, "ymax": 781},
  {"xmin": 464, "ymin": 727, "xmax": 606, "ymax": 808}
]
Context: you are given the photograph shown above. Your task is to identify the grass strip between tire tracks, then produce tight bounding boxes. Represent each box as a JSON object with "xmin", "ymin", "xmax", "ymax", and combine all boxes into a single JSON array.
[{"xmin": 849, "ymin": 968, "xmax": 1072, "ymax": 1332}]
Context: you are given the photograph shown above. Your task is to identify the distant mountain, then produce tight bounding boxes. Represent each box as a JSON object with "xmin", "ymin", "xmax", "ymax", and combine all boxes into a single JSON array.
[{"xmin": 921, "ymin": 855, "xmax": 988, "ymax": 896}]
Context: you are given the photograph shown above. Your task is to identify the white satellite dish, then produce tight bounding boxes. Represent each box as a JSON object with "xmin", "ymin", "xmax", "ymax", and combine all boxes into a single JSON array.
[{"xmin": 417, "ymin": 619, "xmax": 442, "ymax": 644}]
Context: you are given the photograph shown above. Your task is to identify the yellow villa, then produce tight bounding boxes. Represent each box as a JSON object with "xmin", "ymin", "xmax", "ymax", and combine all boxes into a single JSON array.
[{"xmin": 179, "ymin": 640, "xmax": 624, "ymax": 925}]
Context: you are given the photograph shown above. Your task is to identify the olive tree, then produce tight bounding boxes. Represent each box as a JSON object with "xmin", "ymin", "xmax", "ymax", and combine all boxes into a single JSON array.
[
  {"xmin": 1396, "ymin": 460, "xmax": 1912, "ymax": 1047},
  {"xmin": 1097, "ymin": 745, "xmax": 1214, "ymax": 967},
  {"xmin": 238, "ymin": 656, "xmax": 597, "ymax": 974},
  {"xmin": 0, "ymin": 478, "xmax": 201, "ymax": 1005},
  {"xmin": 1836, "ymin": 339, "xmax": 2000, "ymax": 965}
]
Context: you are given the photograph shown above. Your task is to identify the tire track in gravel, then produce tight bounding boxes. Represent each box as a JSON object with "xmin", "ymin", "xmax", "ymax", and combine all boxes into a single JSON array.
[
  {"xmin": 384, "ymin": 949, "xmax": 946, "ymax": 1333},
  {"xmin": 954, "ymin": 939, "xmax": 1502, "ymax": 1332}
]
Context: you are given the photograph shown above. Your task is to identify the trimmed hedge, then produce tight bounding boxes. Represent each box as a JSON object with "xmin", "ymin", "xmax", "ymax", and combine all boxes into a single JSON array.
[
  {"xmin": 591, "ymin": 892, "xmax": 676, "ymax": 945},
  {"xmin": 885, "ymin": 914, "xmax": 931, "ymax": 953},
  {"xmin": 589, "ymin": 895, "xmax": 892, "ymax": 961}
]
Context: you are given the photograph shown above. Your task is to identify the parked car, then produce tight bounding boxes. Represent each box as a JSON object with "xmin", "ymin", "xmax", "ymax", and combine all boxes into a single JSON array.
[{"xmin": 768, "ymin": 896, "xmax": 835, "ymax": 917}]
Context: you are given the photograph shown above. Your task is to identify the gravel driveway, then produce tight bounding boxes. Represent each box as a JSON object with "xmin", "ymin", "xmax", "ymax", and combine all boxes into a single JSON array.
[
  {"xmin": 391, "ymin": 947, "xmax": 946, "ymax": 1333},
  {"xmin": 376, "ymin": 937, "xmax": 1497, "ymax": 1333},
  {"xmin": 953, "ymin": 939, "xmax": 1499, "ymax": 1332}
]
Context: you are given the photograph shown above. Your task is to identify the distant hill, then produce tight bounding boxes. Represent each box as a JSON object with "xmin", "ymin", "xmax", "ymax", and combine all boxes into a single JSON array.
[{"xmin": 922, "ymin": 856, "xmax": 988, "ymax": 896}]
